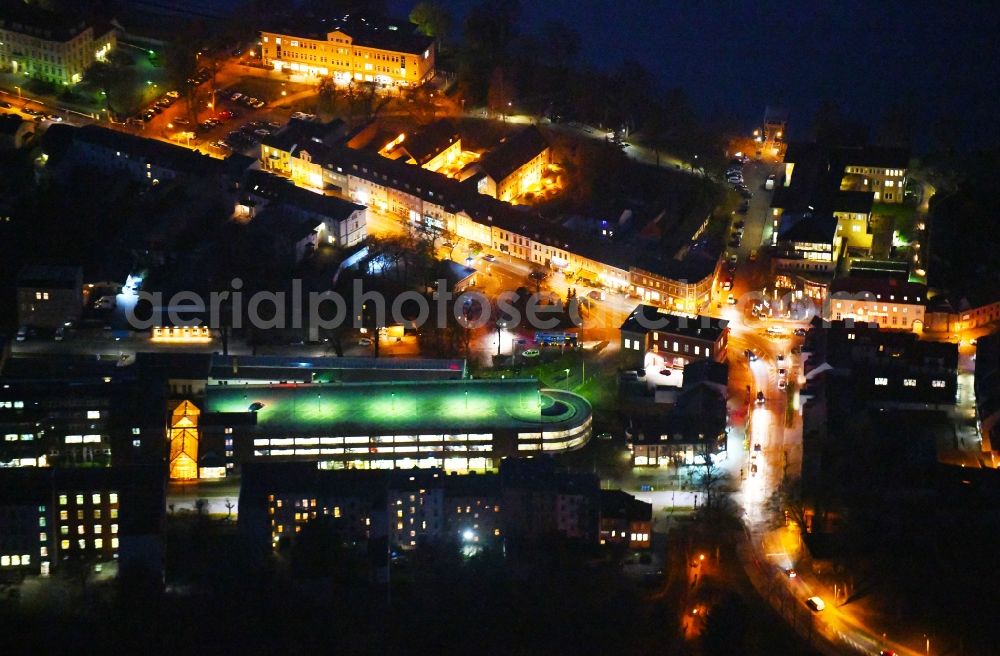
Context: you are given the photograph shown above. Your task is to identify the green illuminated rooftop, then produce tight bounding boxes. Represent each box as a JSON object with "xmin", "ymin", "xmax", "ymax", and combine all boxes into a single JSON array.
[{"xmin": 204, "ymin": 379, "xmax": 591, "ymax": 436}]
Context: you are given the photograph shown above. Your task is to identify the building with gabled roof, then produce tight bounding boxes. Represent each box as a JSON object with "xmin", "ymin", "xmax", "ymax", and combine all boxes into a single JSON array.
[{"xmin": 466, "ymin": 125, "xmax": 550, "ymax": 202}]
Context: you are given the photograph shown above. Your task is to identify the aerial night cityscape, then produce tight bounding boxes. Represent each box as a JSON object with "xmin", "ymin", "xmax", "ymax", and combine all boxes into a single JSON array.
[{"xmin": 1, "ymin": 0, "xmax": 999, "ymax": 653}]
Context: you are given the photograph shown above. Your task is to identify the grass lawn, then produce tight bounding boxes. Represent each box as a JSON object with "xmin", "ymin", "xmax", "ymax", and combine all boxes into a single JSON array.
[{"xmin": 871, "ymin": 201, "xmax": 918, "ymax": 241}]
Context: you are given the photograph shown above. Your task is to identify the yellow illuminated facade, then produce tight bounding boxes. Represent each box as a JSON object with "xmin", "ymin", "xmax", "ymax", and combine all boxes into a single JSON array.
[
  {"xmin": 152, "ymin": 326, "xmax": 212, "ymax": 343},
  {"xmin": 168, "ymin": 400, "xmax": 200, "ymax": 480},
  {"xmin": 260, "ymin": 25, "xmax": 435, "ymax": 87}
]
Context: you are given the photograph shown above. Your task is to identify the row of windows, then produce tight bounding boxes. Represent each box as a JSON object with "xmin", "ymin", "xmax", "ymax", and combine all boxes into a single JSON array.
[
  {"xmin": 873, "ymin": 377, "xmax": 947, "ymax": 388},
  {"xmin": 59, "ymin": 538, "xmax": 118, "ymax": 550},
  {"xmin": 58, "ymin": 493, "xmax": 118, "ymax": 505},
  {"xmin": 59, "ymin": 509, "xmax": 117, "ymax": 520}
]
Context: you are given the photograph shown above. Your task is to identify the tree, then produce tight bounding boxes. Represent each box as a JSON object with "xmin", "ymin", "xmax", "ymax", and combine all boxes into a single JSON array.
[
  {"xmin": 486, "ymin": 66, "xmax": 516, "ymax": 115},
  {"xmin": 345, "ymin": 80, "xmax": 391, "ymax": 123},
  {"xmin": 410, "ymin": 1, "xmax": 451, "ymax": 43},
  {"xmin": 82, "ymin": 61, "xmax": 137, "ymax": 119}
]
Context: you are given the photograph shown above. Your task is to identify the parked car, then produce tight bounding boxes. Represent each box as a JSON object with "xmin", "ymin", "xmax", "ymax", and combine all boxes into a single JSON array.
[
  {"xmin": 756, "ymin": 391, "xmax": 765, "ymax": 405},
  {"xmin": 0, "ymin": 101, "xmax": 12, "ymax": 109},
  {"xmin": 16, "ymin": 326, "xmax": 29, "ymax": 342},
  {"xmin": 793, "ymin": 327, "xmax": 807, "ymax": 336},
  {"xmin": 22, "ymin": 107, "xmax": 41, "ymax": 116},
  {"xmin": 230, "ymin": 92, "xmax": 243, "ymax": 102},
  {"xmin": 165, "ymin": 90, "xmax": 180, "ymax": 99}
]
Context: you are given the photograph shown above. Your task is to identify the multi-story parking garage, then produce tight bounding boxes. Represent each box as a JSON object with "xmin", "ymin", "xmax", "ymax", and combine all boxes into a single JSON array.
[{"xmin": 200, "ymin": 378, "xmax": 592, "ymax": 474}]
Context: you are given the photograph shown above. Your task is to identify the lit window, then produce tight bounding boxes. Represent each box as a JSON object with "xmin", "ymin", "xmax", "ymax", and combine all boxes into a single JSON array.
[
  {"xmin": 59, "ymin": 495, "xmax": 67, "ymax": 505},
  {"xmin": 94, "ymin": 539, "xmax": 103, "ymax": 549},
  {"xmin": 111, "ymin": 538, "xmax": 119, "ymax": 549},
  {"xmin": 59, "ymin": 510, "xmax": 68, "ymax": 520},
  {"xmin": 903, "ymin": 379, "xmax": 916, "ymax": 387},
  {"xmin": 61, "ymin": 540, "xmax": 70, "ymax": 549},
  {"xmin": 109, "ymin": 493, "xmax": 118, "ymax": 504},
  {"xmin": 75, "ymin": 494, "xmax": 83, "ymax": 505},
  {"xmin": 874, "ymin": 377, "xmax": 888, "ymax": 386},
  {"xmin": 92, "ymin": 493, "xmax": 101, "ymax": 505},
  {"xmin": 87, "ymin": 410, "xmax": 100, "ymax": 419},
  {"xmin": 932, "ymin": 380, "xmax": 946, "ymax": 388}
]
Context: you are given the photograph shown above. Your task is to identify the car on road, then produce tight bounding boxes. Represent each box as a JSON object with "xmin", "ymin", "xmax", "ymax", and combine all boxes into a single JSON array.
[
  {"xmin": 727, "ymin": 293, "xmax": 736, "ymax": 305},
  {"xmin": 141, "ymin": 110, "xmax": 155, "ymax": 121},
  {"xmin": 749, "ymin": 250, "xmax": 758, "ymax": 261},
  {"xmin": 358, "ymin": 337, "xmax": 372, "ymax": 346},
  {"xmin": 253, "ymin": 128, "xmax": 271, "ymax": 137},
  {"xmin": 753, "ymin": 443, "xmax": 761, "ymax": 452},
  {"xmin": 783, "ymin": 568, "xmax": 796, "ymax": 578},
  {"xmin": 658, "ymin": 369, "xmax": 672, "ymax": 376},
  {"xmin": 778, "ymin": 368, "xmax": 787, "ymax": 378},
  {"xmin": 172, "ymin": 117, "xmax": 191, "ymax": 126},
  {"xmin": 0, "ymin": 101, "xmax": 12, "ymax": 109},
  {"xmin": 16, "ymin": 326, "xmax": 28, "ymax": 342},
  {"xmin": 778, "ymin": 379, "xmax": 787, "ymax": 390},
  {"xmin": 793, "ymin": 327, "xmax": 807, "ymax": 336},
  {"xmin": 54, "ymin": 326, "xmax": 66, "ymax": 341},
  {"xmin": 756, "ymin": 391, "xmax": 765, "ymax": 405},
  {"xmin": 729, "ymin": 254, "xmax": 738, "ymax": 266},
  {"xmin": 750, "ymin": 463, "xmax": 758, "ymax": 475},
  {"xmin": 805, "ymin": 596, "xmax": 825, "ymax": 612},
  {"xmin": 22, "ymin": 107, "xmax": 41, "ymax": 116},
  {"xmin": 777, "ymin": 353, "xmax": 785, "ymax": 362},
  {"xmin": 230, "ymin": 92, "xmax": 243, "ymax": 102},
  {"xmin": 744, "ymin": 349, "xmax": 758, "ymax": 361},
  {"xmin": 722, "ymin": 278, "xmax": 732, "ymax": 290},
  {"xmin": 596, "ymin": 432, "xmax": 612, "ymax": 441},
  {"xmin": 248, "ymin": 401, "xmax": 265, "ymax": 412},
  {"xmin": 165, "ymin": 90, "xmax": 180, "ymax": 99},
  {"xmin": 45, "ymin": 114, "xmax": 63, "ymax": 122},
  {"xmin": 483, "ymin": 254, "xmax": 495, "ymax": 262}
]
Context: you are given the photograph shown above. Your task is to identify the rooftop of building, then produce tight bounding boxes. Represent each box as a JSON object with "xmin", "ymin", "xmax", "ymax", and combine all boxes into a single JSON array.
[
  {"xmin": 829, "ymin": 276, "xmax": 926, "ymax": 303},
  {"xmin": 476, "ymin": 125, "xmax": 548, "ymax": 183},
  {"xmin": 398, "ymin": 119, "xmax": 459, "ymax": 166},
  {"xmin": 777, "ymin": 211, "xmax": 839, "ymax": 245},
  {"xmin": 244, "ymin": 170, "xmax": 364, "ymax": 221},
  {"xmin": 54, "ymin": 124, "xmax": 233, "ymax": 178},
  {"xmin": 209, "ymin": 354, "xmax": 466, "ymax": 382},
  {"xmin": 16, "ymin": 264, "xmax": 81, "ymax": 288},
  {"xmin": 620, "ymin": 304, "xmax": 728, "ymax": 340},
  {"xmin": 261, "ymin": 117, "xmax": 346, "ymax": 156},
  {"xmin": 0, "ymin": 0, "xmax": 92, "ymax": 41},
  {"xmin": 204, "ymin": 379, "xmax": 591, "ymax": 436},
  {"xmin": 599, "ymin": 489, "xmax": 652, "ymax": 521}
]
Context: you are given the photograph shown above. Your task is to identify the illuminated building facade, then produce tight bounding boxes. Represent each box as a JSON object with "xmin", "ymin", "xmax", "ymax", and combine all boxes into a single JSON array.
[
  {"xmin": 168, "ymin": 400, "xmax": 200, "ymax": 480},
  {"xmin": 240, "ymin": 458, "xmax": 605, "ymax": 553},
  {"xmin": 599, "ymin": 490, "xmax": 652, "ymax": 550},
  {"xmin": 0, "ymin": 4, "xmax": 116, "ymax": 86},
  {"xmin": 270, "ymin": 142, "xmax": 715, "ymax": 306},
  {"xmin": 827, "ymin": 277, "xmax": 926, "ymax": 331},
  {"xmin": 260, "ymin": 17, "xmax": 435, "ymax": 87},
  {"xmin": 203, "ymin": 378, "xmax": 592, "ymax": 474},
  {"xmin": 0, "ymin": 466, "xmax": 164, "ymax": 579},
  {"xmin": 467, "ymin": 126, "xmax": 551, "ymax": 202}
]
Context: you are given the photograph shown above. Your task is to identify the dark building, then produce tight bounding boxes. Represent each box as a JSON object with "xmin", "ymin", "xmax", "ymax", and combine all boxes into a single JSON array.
[
  {"xmin": 16, "ymin": 264, "xmax": 82, "ymax": 330},
  {"xmin": 0, "ymin": 465, "xmax": 165, "ymax": 581},
  {"xmin": 619, "ymin": 304, "xmax": 729, "ymax": 371},
  {"xmin": 802, "ymin": 317, "xmax": 958, "ymax": 409},
  {"xmin": 239, "ymin": 457, "xmax": 604, "ymax": 557},
  {"xmin": 599, "ymin": 490, "xmax": 652, "ymax": 550}
]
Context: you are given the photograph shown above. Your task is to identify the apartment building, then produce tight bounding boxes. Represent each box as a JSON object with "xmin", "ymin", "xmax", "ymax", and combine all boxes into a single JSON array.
[
  {"xmin": 0, "ymin": 3, "xmax": 116, "ymax": 86},
  {"xmin": 260, "ymin": 16, "xmax": 435, "ymax": 87},
  {"xmin": 16, "ymin": 264, "xmax": 82, "ymax": 330},
  {"xmin": 619, "ymin": 304, "xmax": 729, "ymax": 371},
  {"xmin": 0, "ymin": 466, "xmax": 164, "ymax": 580},
  {"xmin": 827, "ymin": 277, "xmax": 926, "ymax": 331},
  {"xmin": 467, "ymin": 126, "xmax": 550, "ymax": 202}
]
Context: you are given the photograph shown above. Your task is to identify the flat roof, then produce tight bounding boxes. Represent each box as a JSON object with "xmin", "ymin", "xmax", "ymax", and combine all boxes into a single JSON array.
[{"xmin": 204, "ymin": 379, "xmax": 590, "ymax": 435}]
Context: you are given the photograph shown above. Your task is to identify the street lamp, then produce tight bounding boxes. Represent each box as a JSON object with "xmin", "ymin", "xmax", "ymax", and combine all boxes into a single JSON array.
[{"xmin": 564, "ymin": 368, "xmax": 571, "ymax": 389}]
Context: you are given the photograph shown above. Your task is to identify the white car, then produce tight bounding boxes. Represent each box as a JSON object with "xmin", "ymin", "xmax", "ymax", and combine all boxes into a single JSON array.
[{"xmin": 16, "ymin": 326, "xmax": 28, "ymax": 342}]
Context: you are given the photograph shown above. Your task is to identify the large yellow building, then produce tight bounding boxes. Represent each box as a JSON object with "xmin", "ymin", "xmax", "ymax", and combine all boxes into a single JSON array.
[
  {"xmin": 0, "ymin": 4, "xmax": 115, "ymax": 86},
  {"xmin": 260, "ymin": 17, "xmax": 435, "ymax": 87}
]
